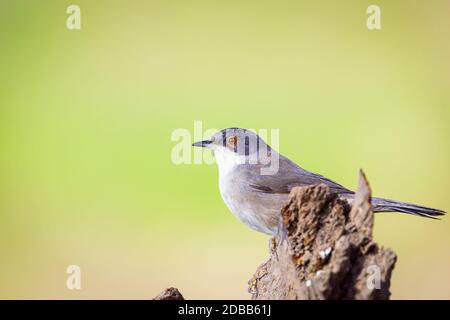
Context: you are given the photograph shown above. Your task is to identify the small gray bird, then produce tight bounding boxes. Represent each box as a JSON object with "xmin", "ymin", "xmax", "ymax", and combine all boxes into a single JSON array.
[{"xmin": 193, "ymin": 128, "xmax": 444, "ymax": 235}]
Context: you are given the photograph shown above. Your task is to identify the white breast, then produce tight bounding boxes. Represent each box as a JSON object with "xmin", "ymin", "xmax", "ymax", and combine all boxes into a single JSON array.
[
  {"xmin": 212, "ymin": 147, "xmax": 243, "ymax": 178},
  {"xmin": 212, "ymin": 147, "xmax": 283, "ymax": 235}
]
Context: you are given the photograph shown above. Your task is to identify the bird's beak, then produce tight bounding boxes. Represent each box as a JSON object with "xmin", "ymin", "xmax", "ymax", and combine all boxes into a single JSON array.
[{"xmin": 192, "ymin": 140, "xmax": 212, "ymax": 148}]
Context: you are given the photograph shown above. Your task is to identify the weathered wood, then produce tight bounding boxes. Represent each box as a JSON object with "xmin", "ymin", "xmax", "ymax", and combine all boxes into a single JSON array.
[
  {"xmin": 248, "ymin": 170, "xmax": 397, "ymax": 300},
  {"xmin": 153, "ymin": 287, "xmax": 185, "ymax": 300}
]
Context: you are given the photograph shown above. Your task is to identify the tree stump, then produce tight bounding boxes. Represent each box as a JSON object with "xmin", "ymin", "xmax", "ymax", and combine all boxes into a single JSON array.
[
  {"xmin": 153, "ymin": 287, "xmax": 185, "ymax": 300},
  {"xmin": 248, "ymin": 170, "xmax": 397, "ymax": 300}
]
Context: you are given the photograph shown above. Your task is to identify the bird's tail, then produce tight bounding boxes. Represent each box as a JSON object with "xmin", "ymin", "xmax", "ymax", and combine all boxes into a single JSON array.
[{"xmin": 372, "ymin": 197, "xmax": 445, "ymax": 219}]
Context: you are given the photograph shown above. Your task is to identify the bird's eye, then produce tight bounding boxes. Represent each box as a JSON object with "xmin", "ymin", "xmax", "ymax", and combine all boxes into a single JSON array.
[{"xmin": 227, "ymin": 135, "xmax": 238, "ymax": 147}]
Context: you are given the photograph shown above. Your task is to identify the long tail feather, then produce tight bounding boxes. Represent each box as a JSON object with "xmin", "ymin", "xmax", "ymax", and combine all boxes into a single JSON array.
[{"xmin": 372, "ymin": 197, "xmax": 445, "ymax": 219}]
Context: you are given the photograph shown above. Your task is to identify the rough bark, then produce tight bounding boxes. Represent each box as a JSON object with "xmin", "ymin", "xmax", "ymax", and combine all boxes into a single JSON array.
[
  {"xmin": 153, "ymin": 287, "xmax": 185, "ymax": 300},
  {"xmin": 248, "ymin": 170, "xmax": 396, "ymax": 300}
]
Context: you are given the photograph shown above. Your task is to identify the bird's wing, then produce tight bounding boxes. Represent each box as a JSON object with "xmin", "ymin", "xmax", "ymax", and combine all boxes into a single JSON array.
[{"xmin": 243, "ymin": 156, "xmax": 353, "ymax": 195}]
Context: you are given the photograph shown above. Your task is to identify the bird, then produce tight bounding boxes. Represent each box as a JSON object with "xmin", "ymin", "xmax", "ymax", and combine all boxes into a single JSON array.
[{"xmin": 192, "ymin": 127, "xmax": 445, "ymax": 236}]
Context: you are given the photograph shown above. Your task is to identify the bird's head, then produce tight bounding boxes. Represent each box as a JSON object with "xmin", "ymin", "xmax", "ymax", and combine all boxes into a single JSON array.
[{"xmin": 192, "ymin": 128, "xmax": 274, "ymax": 172}]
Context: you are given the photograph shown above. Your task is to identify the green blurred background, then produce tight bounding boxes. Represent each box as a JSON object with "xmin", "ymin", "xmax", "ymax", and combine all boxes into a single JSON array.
[{"xmin": 1, "ymin": 0, "xmax": 449, "ymax": 299}]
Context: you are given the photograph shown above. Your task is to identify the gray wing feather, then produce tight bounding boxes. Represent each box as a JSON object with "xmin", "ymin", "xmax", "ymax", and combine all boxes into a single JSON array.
[{"xmin": 243, "ymin": 155, "xmax": 353, "ymax": 195}]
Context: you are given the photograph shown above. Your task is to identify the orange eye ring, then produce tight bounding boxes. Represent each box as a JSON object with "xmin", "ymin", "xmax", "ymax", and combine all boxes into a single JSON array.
[{"xmin": 227, "ymin": 135, "xmax": 238, "ymax": 147}]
